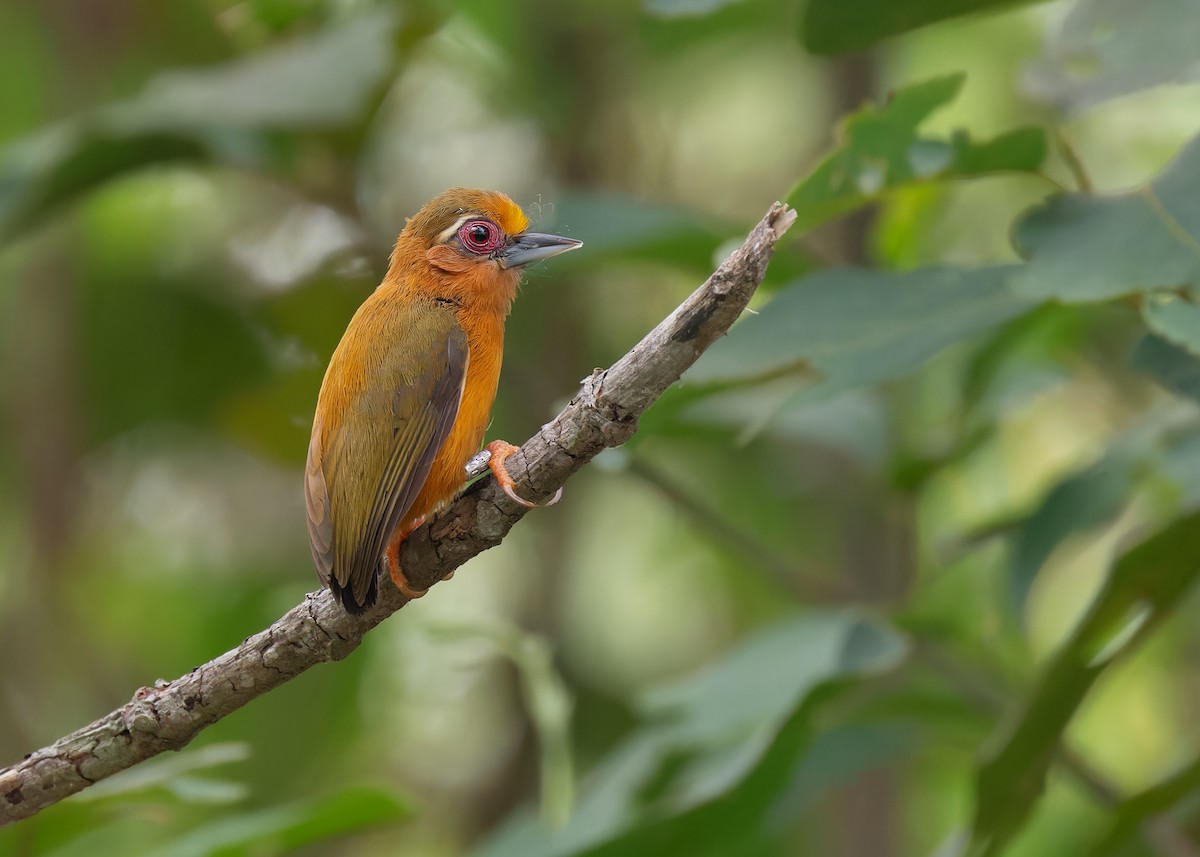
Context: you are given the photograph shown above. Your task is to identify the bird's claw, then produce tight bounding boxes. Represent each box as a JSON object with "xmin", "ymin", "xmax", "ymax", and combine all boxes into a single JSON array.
[
  {"xmin": 499, "ymin": 481, "xmax": 563, "ymax": 509},
  {"xmin": 486, "ymin": 440, "xmax": 563, "ymax": 508},
  {"xmin": 500, "ymin": 480, "xmax": 538, "ymax": 509}
]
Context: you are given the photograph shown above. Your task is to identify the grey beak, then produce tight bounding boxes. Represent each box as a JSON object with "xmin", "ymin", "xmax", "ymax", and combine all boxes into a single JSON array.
[{"xmin": 499, "ymin": 232, "xmax": 583, "ymax": 268}]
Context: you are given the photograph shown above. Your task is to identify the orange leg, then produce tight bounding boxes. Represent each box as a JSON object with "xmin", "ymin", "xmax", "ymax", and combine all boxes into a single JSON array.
[
  {"xmin": 486, "ymin": 440, "xmax": 562, "ymax": 509},
  {"xmin": 386, "ymin": 515, "xmax": 428, "ymax": 599}
]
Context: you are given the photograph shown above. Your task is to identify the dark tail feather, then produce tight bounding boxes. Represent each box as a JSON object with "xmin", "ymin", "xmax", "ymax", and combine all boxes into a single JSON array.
[{"xmin": 330, "ymin": 572, "xmax": 378, "ymax": 614}]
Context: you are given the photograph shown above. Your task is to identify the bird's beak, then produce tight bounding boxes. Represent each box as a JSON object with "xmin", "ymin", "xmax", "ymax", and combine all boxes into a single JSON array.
[{"xmin": 499, "ymin": 232, "xmax": 583, "ymax": 269}]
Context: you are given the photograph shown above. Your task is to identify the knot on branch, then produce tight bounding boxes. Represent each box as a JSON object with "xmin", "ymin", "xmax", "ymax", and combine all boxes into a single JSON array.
[{"xmin": 583, "ymin": 368, "xmax": 640, "ymax": 447}]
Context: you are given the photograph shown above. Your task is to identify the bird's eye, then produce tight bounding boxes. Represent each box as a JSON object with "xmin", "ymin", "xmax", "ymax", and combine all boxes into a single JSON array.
[{"xmin": 458, "ymin": 219, "xmax": 503, "ymax": 254}]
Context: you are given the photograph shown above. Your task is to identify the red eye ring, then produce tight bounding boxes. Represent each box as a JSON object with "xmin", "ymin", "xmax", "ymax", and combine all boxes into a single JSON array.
[{"xmin": 458, "ymin": 219, "xmax": 503, "ymax": 254}]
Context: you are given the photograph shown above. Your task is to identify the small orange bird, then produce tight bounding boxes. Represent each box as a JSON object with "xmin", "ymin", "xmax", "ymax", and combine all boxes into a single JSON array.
[{"xmin": 305, "ymin": 188, "xmax": 581, "ymax": 613}]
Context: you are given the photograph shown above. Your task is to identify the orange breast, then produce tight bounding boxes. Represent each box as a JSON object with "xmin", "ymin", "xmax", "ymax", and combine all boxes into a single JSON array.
[{"xmin": 403, "ymin": 311, "xmax": 505, "ymax": 524}]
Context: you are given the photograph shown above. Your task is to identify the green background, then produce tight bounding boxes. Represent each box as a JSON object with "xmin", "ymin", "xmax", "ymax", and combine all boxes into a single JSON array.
[{"xmin": 3, "ymin": 0, "xmax": 1200, "ymax": 854}]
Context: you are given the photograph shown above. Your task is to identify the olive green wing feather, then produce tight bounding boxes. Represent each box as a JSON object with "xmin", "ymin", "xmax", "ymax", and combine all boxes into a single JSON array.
[
  {"xmin": 305, "ymin": 421, "xmax": 335, "ymax": 589},
  {"xmin": 306, "ymin": 312, "xmax": 468, "ymax": 612}
]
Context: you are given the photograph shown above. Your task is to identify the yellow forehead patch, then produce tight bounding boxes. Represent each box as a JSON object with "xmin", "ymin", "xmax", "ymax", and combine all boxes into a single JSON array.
[{"xmin": 468, "ymin": 190, "xmax": 529, "ymax": 236}]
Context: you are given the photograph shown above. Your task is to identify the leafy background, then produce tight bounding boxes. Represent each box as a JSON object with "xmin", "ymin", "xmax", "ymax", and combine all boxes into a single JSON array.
[{"xmin": 2, "ymin": 0, "xmax": 1200, "ymax": 855}]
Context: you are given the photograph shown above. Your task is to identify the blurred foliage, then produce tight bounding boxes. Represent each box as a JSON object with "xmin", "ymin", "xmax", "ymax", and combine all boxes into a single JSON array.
[
  {"xmin": 785, "ymin": 73, "xmax": 1047, "ymax": 232},
  {"xmin": 972, "ymin": 507, "xmax": 1200, "ymax": 856},
  {"xmin": 0, "ymin": 7, "xmax": 411, "ymax": 245},
  {"xmin": 2, "ymin": 0, "xmax": 1200, "ymax": 856},
  {"xmin": 478, "ymin": 613, "xmax": 906, "ymax": 857},
  {"xmin": 802, "ymin": 0, "xmax": 1048, "ymax": 54},
  {"xmin": 1013, "ymin": 137, "xmax": 1200, "ymax": 301},
  {"xmin": 1024, "ymin": 0, "xmax": 1200, "ymax": 110}
]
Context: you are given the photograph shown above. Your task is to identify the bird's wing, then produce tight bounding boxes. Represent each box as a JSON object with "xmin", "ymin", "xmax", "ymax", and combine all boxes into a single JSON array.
[{"xmin": 305, "ymin": 308, "xmax": 468, "ymax": 610}]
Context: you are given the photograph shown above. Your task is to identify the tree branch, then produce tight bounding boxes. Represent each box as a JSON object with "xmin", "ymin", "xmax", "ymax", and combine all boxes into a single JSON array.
[{"xmin": 0, "ymin": 202, "xmax": 796, "ymax": 826}]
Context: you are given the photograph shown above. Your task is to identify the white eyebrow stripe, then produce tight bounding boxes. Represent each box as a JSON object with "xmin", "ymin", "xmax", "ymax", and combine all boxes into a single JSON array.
[{"xmin": 437, "ymin": 213, "xmax": 480, "ymax": 244}]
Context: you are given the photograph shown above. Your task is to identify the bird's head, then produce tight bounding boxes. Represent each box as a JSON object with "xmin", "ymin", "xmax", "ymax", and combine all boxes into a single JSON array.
[{"xmin": 388, "ymin": 188, "xmax": 581, "ymax": 313}]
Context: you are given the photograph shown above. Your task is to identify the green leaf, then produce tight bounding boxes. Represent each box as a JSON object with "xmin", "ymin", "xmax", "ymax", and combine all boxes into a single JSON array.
[
  {"xmin": 78, "ymin": 742, "xmax": 251, "ymax": 803},
  {"xmin": 165, "ymin": 777, "xmax": 251, "ymax": 805},
  {"xmin": 687, "ymin": 265, "xmax": 1034, "ymax": 398},
  {"xmin": 474, "ymin": 612, "xmax": 906, "ymax": 857},
  {"xmin": 1013, "ymin": 136, "xmax": 1200, "ymax": 302},
  {"xmin": 1142, "ymin": 292, "xmax": 1200, "ymax": 356},
  {"xmin": 1025, "ymin": 0, "xmax": 1200, "ymax": 110},
  {"xmin": 968, "ymin": 509, "xmax": 1200, "ymax": 856},
  {"xmin": 582, "ymin": 716, "xmax": 914, "ymax": 857},
  {"xmin": 785, "ymin": 75, "xmax": 1045, "ymax": 232},
  {"xmin": 142, "ymin": 786, "xmax": 411, "ymax": 857},
  {"xmin": 0, "ymin": 125, "xmax": 217, "ymax": 246},
  {"xmin": 1007, "ymin": 455, "xmax": 1135, "ymax": 616},
  {"xmin": 1132, "ymin": 333, "xmax": 1200, "ymax": 404},
  {"xmin": 0, "ymin": 8, "xmax": 400, "ymax": 245},
  {"xmin": 109, "ymin": 8, "xmax": 397, "ymax": 131},
  {"xmin": 802, "ymin": 0, "xmax": 1046, "ymax": 54}
]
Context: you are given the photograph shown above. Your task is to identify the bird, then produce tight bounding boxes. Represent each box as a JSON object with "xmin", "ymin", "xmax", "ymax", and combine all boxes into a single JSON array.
[{"xmin": 304, "ymin": 188, "xmax": 581, "ymax": 613}]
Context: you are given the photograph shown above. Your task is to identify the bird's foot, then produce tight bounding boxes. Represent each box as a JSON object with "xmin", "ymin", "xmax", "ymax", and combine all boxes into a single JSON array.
[
  {"xmin": 485, "ymin": 440, "xmax": 562, "ymax": 509},
  {"xmin": 386, "ymin": 515, "xmax": 427, "ymax": 599}
]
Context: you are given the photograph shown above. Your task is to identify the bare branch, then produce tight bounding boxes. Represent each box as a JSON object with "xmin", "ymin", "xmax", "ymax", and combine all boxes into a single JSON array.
[{"xmin": 0, "ymin": 202, "xmax": 796, "ymax": 826}]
